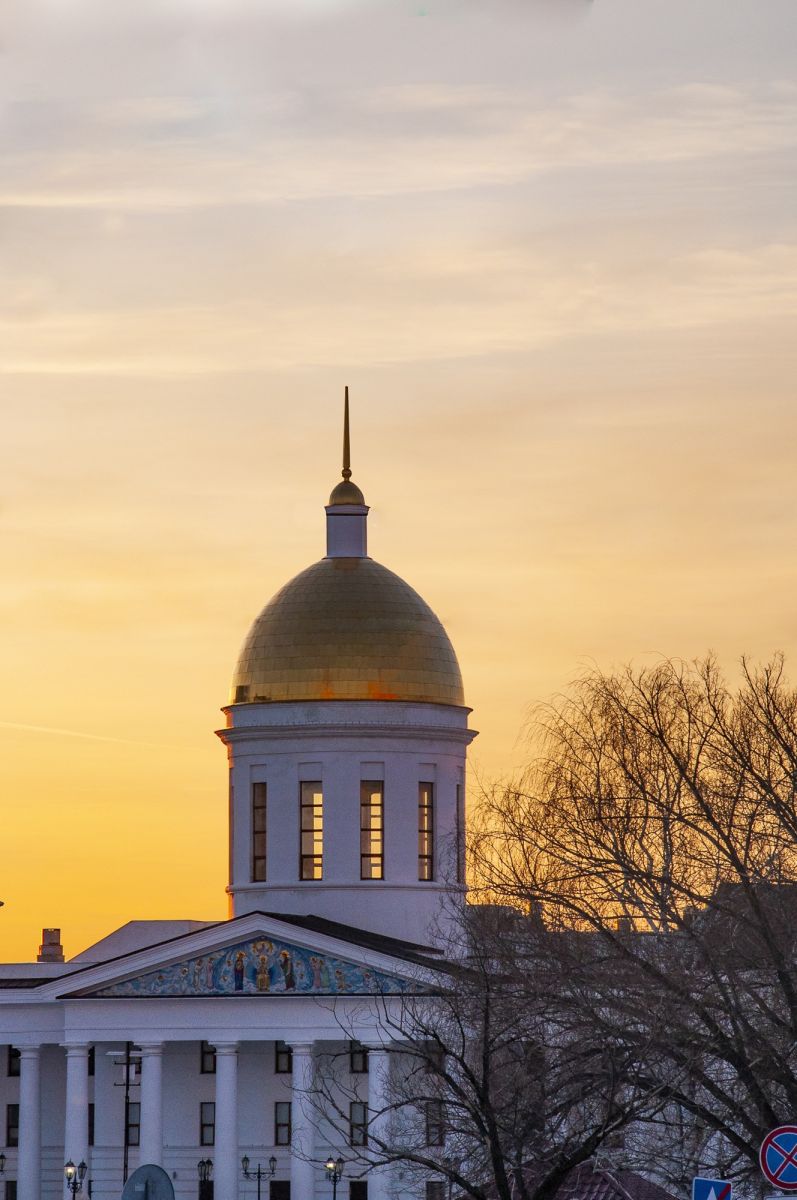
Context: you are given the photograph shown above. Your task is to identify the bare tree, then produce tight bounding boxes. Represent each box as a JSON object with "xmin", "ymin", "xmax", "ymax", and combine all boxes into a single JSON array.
[
  {"xmin": 311, "ymin": 902, "xmax": 655, "ymax": 1200},
  {"xmin": 471, "ymin": 655, "xmax": 797, "ymax": 1190}
]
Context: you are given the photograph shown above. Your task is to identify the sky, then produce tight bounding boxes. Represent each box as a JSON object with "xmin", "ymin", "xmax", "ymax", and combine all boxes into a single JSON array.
[{"xmin": 1, "ymin": 0, "xmax": 796, "ymax": 961}]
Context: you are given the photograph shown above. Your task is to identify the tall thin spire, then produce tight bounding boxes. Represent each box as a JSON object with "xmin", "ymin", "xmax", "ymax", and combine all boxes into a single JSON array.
[{"xmin": 342, "ymin": 385, "xmax": 352, "ymax": 481}]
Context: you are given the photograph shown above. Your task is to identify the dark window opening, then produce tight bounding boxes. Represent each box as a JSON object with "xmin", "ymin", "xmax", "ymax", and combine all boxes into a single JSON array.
[
  {"xmin": 126, "ymin": 1101, "xmax": 141, "ymax": 1147},
  {"xmin": 425, "ymin": 1098, "xmax": 445, "ymax": 1146},
  {"xmin": 349, "ymin": 1041, "xmax": 369, "ymax": 1074},
  {"xmin": 270, "ymin": 1184, "xmax": 290, "ymax": 1200},
  {"xmin": 275, "ymin": 1101, "xmax": 292, "ymax": 1145},
  {"xmin": 6, "ymin": 1103, "xmax": 19, "ymax": 1148},
  {"xmin": 7, "ymin": 1047, "xmax": 20, "ymax": 1078},
  {"xmin": 200, "ymin": 1041, "xmax": 216, "ymax": 1074},
  {"xmin": 275, "ymin": 1041, "xmax": 292, "ymax": 1074},
  {"xmin": 252, "ymin": 781, "xmax": 267, "ymax": 882},
  {"xmin": 88, "ymin": 1046, "xmax": 95, "ymax": 1077},
  {"xmin": 424, "ymin": 1043, "xmax": 446, "ymax": 1075},
  {"xmin": 200, "ymin": 1101, "xmax": 215, "ymax": 1147},
  {"xmin": 350, "ymin": 1184, "xmax": 368, "ymax": 1200},
  {"xmin": 88, "ymin": 1102, "xmax": 95, "ymax": 1147},
  {"xmin": 455, "ymin": 782, "xmax": 464, "ymax": 885},
  {"xmin": 350, "ymin": 1101, "xmax": 368, "ymax": 1147}
]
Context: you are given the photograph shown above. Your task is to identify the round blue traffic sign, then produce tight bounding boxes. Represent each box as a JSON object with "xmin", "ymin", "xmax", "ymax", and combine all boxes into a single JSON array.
[{"xmin": 760, "ymin": 1126, "xmax": 797, "ymax": 1191}]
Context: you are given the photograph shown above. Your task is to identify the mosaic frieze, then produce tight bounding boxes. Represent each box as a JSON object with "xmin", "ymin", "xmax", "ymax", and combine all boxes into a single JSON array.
[{"xmin": 91, "ymin": 936, "xmax": 412, "ymax": 997}]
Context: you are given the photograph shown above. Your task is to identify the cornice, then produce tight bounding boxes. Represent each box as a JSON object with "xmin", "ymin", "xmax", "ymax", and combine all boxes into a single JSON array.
[{"xmin": 217, "ymin": 723, "xmax": 477, "ymax": 747}]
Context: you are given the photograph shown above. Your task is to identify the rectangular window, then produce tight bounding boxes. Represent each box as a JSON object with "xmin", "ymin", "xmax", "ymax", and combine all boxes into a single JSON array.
[
  {"xmin": 5, "ymin": 1183, "xmax": 18, "ymax": 1200},
  {"xmin": 270, "ymin": 1184, "xmax": 290, "ymax": 1200},
  {"xmin": 6, "ymin": 1103, "xmax": 19, "ymax": 1148},
  {"xmin": 350, "ymin": 1185, "xmax": 368, "ymax": 1200},
  {"xmin": 349, "ymin": 1041, "xmax": 369, "ymax": 1074},
  {"xmin": 425, "ymin": 1099, "xmax": 445, "ymax": 1146},
  {"xmin": 200, "ymin": 1041, "xmax": 216, "ymax": 1074},
  {"xmin": 252, "ymin": 781, "xmax": 267, "ymax": 882},
  {"xmin": 360, "ymin": 781, "xmax": 384, "ymax": 880},
  {"xmin": 88, "ymin": 1102, "xmax": 95, "ymax": 1147},
  {"xmin": 275, "ymin": 1041, "xmax": 293, "ymax": 1074},
  {"xmin": 88, "ymin": 1045, "xmax": 95, "ymax": 1077},
  {"xmin": 7, "ymin": 1047, "xmax": 20, "ymax": 1077},
  {"xmin": 350, "ymin": 1100, "xmax": 368, "ymax": 1147},
  {"xmin": 455, "ymin": 783, "xmax": 464, "ymax": 885},
  {"xmin": 228, "ymin": 768, "xmax": 235, "ymax": 890},
  {"xmin": 275, "ymin": 1101, "xmax": 292, "ymax": 1145},
  {"xmin": 424, "ymin": 1044, "xmax": 445, "ymax": 1075},
  {"xmin": 200, "ymin": 1101, "xmax": 215, "ymax": 1147},
  {"xmin": 126, "ymin": 1101, "xmax": 141, "ymax": 1147},
  {"xmin": 418, "ymin": 783, "xmax": 435, "ymax": 881},
  {"xmin": 198, "ymin": 1181, "xmax": 214, "ymax": 1200},
  {"xmin": 300, "ymin": 782, "xmax": 323, "ymax": 880},
  {"xmin": 426, "ymin": 1185, "xmax": 445, "ymax": 1200}
]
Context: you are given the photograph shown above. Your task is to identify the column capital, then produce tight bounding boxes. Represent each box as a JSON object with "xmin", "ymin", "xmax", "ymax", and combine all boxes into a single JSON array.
[
  {"xmin": 61, "ymin": 1042, "xmax": 91, "ymax": 1056},
  {"xmin": 18, "ymin": 1045, "xmax": 42, "ymax": 1060},
  {"xmin": 138, "ymin": 1041, "xmax": 165, "ymax": 1057},
  {"xmin": 288, "ymin": 1040, "xmax": 314, "ymax": 1055},
  {"xmin": 212, "ymin": 1041, "xmax": 239, "ymax": 1056}
]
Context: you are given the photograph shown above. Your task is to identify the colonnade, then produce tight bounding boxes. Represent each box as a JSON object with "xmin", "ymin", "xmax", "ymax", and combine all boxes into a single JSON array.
[{"xmin": 11, "ymin": 1040, "xmax": 392, "ymax": 1200}]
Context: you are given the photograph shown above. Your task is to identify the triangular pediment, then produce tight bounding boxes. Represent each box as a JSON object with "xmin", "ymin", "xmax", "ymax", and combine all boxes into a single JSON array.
[{"xmin": 79, "ymin": 931, "xmax": 416, "ymax": 998}]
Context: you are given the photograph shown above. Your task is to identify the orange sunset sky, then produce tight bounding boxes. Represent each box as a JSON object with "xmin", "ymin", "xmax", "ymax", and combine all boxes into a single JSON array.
[{"xmin": 2, "ymin": 0, "xmax": 796, "ymax": 961}]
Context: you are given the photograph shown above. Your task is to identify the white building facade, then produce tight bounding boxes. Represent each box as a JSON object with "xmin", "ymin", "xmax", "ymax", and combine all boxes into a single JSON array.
[{"xmin": 0, "ymin": 408, "xmax": 476, "ymax": 1200}]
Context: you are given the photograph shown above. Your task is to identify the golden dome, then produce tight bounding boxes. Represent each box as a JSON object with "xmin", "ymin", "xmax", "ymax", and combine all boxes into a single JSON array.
[{"xmin": 231, "ymin": 557, "xmax": 464, "ymax": 706}]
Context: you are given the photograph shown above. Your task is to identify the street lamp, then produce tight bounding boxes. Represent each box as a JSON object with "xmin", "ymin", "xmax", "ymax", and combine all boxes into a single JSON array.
[
  {"xmin": 241, "ymin": 1154, "xmax": 277, "ymax": 1200},
  {"xmin": 64, "ymin": 1161, "xmax": 87, "ymax": 1196},
  {"xmin": 325, "ymin": 1157, "xmax": 344, "ymax": 1199},
  {"xmin": 197, "ymin": 1158, "xmax": 213, "ymax": 1200}
]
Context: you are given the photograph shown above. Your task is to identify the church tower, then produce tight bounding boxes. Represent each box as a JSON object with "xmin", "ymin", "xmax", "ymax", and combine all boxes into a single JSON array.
[{"xmin": 217, "ymin": 393, "xmax": 476, "ymax": 945}]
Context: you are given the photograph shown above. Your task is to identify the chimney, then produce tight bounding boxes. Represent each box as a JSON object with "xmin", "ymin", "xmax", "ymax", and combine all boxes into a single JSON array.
[{"xmin": 38, "ymin": 928, "xmax": 64, "ymax": 963}]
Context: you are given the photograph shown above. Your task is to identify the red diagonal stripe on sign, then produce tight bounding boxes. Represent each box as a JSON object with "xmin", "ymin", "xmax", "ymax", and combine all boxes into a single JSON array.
[
  {"xmin": 717, "ymin": 1184, "xmax": 731, "ymax": 1200},
  {"xmin": 771, "ymin": 1136, "xmax": 797, "ymax": 1181}
]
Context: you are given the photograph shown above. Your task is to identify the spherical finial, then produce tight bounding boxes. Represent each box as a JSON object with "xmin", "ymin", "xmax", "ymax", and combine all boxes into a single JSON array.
[{"xmin": 329, "ymin": 478, "xmax": 365, "ymax": 505}]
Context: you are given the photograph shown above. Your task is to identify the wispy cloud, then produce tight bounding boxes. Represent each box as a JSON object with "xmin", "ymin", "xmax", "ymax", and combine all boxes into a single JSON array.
[
  {"xmin": 0, "ymin": 720, "xmax": 171, "ymax": 748},
  {"xmin": 1, "ymin": 84, "xmax": 795, "ymax": 212}
]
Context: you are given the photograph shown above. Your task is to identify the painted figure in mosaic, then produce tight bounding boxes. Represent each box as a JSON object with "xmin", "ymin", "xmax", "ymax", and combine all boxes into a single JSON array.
[
  {"xmin": 234, "ymin": 951, "xmax": 245, "ymax": 991},
  {"xmin": 279, "ymin": 949, "xmax": 296, "ymax": 990}
]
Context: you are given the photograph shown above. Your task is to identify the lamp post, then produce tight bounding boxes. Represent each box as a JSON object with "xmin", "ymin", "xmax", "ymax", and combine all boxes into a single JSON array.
[
  {"xmin": 325, "ymin": 1157, "xmax": 344, "ymax": 1199},
  {"xmin": 241, "ymin": 1155, "xmax": 277, "ymax": 1200},
  {"xmin": 197, "ymin": 1158, "xmax": 213, "ymax": 1200},
  {"xmin": 64, "ymin": 1161, "xmax": 87, "ymax": 1196}
]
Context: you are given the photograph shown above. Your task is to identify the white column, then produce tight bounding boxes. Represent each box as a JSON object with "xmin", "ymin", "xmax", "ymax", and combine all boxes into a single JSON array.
[
  {"xmin": 18, "ymin": 1046, "xmax": 41, "ymax": 1200},
  {"xmin": 138, "ymin": 1043, "xmax": 164, "ymax": 1166},
  {"xmin": 290, "ymin": 1042, "xmax": 316, "ymax": 1200},
  {"xmin": 367, "ymin": 1048, "xmax": 391, "ymax": 1200},
  {"xmin": 214, "ymin": 1043, "xmax": 239, "ymax": 1200},
  {"xmin": 63, "ymin": 1044, "xmax": 90, "ymax": 1187}
]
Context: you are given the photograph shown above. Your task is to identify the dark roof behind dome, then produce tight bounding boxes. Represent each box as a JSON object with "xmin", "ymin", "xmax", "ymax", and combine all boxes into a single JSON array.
[{"xmin": 231, "ymin": 557, "xmax": 464, "ymax": 706}]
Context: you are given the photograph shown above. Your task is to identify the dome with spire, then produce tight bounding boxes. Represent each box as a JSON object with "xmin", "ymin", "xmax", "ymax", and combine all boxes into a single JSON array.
[{"xmin": 229, "ymin": 388, "xmax": 465, "ymax": 708}]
